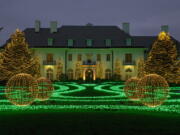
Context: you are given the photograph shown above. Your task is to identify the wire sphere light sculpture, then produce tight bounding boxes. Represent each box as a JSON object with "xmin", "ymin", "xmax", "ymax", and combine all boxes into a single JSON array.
[
  {"xmin": 5, "ymin": 73, "xmax": 38, "ymax": 106},
  {"xmin": 124, "ymin": 77, "xmax": 141, "ymax": 100},
  {"xmin": 36, "ymin": 77, "xmax": 54, "ymax": 101},
  {"xmin": 137, "ymin": 74, "xmax": 169, "ymax": 107}
]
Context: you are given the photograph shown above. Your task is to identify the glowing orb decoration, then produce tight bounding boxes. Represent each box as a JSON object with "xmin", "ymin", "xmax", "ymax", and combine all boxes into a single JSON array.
[
  {"xmin": 138, "ymin": 74, "xmax": 169, "ymax": 107},
  {"xmin": 36, "ymin": 77, "xmax": 54, "ymax": 101},
  {"xmin": 5, "ymin": 73, "xmax": 38, "ymax": 106},
  {"xmin": 124, "ymin": 77, "xmax": 141, "ymax": 100}
]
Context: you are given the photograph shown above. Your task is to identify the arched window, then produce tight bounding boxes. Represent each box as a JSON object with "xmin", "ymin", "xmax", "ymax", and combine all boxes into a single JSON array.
[
  {"xmin": 47, "ymin": 68, "xmax": 53, "ymax": 80},
  {"xmin": 105, "ymin": 69, "xmax": 112, "ymax": 80},
  {"xmin": 67, "ymin": 69, "xmax": 73, "ymax": 80}
]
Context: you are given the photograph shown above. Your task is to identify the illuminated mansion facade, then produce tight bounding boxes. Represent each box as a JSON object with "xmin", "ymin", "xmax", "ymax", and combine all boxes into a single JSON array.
[{"xmin": 3, "ymin": 21, "xmax": 180, "ymax": 81}]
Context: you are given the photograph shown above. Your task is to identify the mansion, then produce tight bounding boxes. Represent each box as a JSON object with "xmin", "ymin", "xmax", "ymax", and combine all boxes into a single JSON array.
[{"xmin": 1, "ymin": 21, "xmax": 180, "ymax": 81}]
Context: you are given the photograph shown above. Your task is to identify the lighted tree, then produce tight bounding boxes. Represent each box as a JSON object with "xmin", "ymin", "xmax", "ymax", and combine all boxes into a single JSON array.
[
  {"xmin": 56, "ymin": 58, "xmax": 63, "ymax": 80},
  {"xmin": 114, "ymin": 58, "xmax": 121, "ymax": 80},
  {"xmin": 166, "ymin": 60, "xmax": 180, "ymax": 84},
  {"xmin": 137, "ymin": 58, "xmax": 146, "ymax": 78},
  {"xmin": 0, "ymin": 29, "xmax": 41, "ymax": 82},
  {"xmin": 144, "ymin": 32, "xmax": 178, "ymax": 83},
  {"xmin": 96, "ymin": 61, "xmax": 103, "ymax": 79},
  {"xmin": 75, "ymin": 61, "xmax": 82, "ymax": 80}
]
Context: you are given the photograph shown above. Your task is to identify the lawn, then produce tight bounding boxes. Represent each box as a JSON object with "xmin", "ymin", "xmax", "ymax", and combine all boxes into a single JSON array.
[{"xmin": 0, "ymin": 81, "xmax": 180, "ymax": 135}]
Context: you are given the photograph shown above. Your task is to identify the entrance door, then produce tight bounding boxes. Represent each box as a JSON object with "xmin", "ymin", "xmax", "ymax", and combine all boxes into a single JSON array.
[{"xmin": 85, "ymin": 69, "xmax": 93, "ymax": 81}]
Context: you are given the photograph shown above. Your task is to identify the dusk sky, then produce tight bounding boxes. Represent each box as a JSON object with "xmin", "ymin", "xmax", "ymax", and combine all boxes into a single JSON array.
[{"xmin": 0, "ymin": 0, "xmax": 180, "ymax": 46}]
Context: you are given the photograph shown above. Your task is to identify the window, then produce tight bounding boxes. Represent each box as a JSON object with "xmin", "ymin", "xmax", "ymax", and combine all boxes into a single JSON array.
[
  {"xmin": 47, "ymin": 68, "xmax": 53, "ymax": 80},
  {"xmin": 68, "ymin": 39, "xmax": 74, "ymax": 47},
  {"xmin": 68, "ymin": 54, "xmax": 72, "ymax": 61},
  {"xmin": 48, "ymin": 38, "xmax": 53, "ymax": 46},
  {"xmin": 105, "ymin": 39, "xmax": 112, "ymax": 47},
  {"xmin": 105, "ymin": 69, "xmax": 112, "ymax": 80},
  {"xmin": 97, "ymin": 54, "xmax": 101, "ymax": 61},
  {"xmin": 77, "ymin": 54, "xmax": 82, "ymax": 61},
  {"xmin": 67, "ymin": 69, "xmax": 73, "ymax": 80},
  {"xmin": 106, "ymin": 54, "xmax": 111, "ymax": 61},
  {"xmin": 126, "ymin": 38, "xmax": 132, "ymax": 46},
  {"xmin": 47, "ymin": 53, "xmax": 53, "ymax": 62},
  {"xmin": 125, "ymin": 54, "xmax": 132, "ymax": 62},
  {"xmin": 86, "ymin": 39, "xmax": 93, "ymax": 47}
]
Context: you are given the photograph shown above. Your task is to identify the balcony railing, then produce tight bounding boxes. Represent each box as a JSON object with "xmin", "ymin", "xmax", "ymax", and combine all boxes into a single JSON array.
[
  {"xmin": 43, "ymin": 60, "xmax": 56, "ymax": 65},
  {"xmin": 83, "ymin": 61, "xmax": 96, "ymax": 65},
  {"xmin": 123, "ymin": 60, "xmax": 136, "ymax": 65}
]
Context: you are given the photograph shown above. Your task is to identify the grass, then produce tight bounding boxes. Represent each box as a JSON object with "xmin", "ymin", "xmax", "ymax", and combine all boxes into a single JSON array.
[
  {"xmin": 0, "ymin": 81, "xmax": 180, "ymax": 135},
  {"xmin": 61, "ymin": 85, "xmax": 117, "ymax": 97},
  {"xmin": 0, "ymin": 109, "xmax": 179, "ymax": 135}
]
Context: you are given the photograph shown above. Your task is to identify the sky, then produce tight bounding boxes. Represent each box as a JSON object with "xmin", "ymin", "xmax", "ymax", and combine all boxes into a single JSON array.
[{"xmin": 0, "ymin": 0, "xmax": 180, "ymax": 46}]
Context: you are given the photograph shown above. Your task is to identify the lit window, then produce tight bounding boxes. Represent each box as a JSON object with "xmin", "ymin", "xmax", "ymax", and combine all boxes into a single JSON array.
[
  {"xmin": 47, "ymin": 53, "xmax": 53, "ymax": 62},
  {"xmin": 68, "ymin": 54, "xmax": 72, "ymax": 61},
  {"xmin": 125, "ymin": 53, "xmax": 132, "ymax": 62},
  {"xmin": 97, "ymin": 54, "xmax": 101, "ymax": 61},
  {"xmin": 77, "ymin": 54, "xmax": 82, "ymax": 61},
  {"xmin": 67, "ymin": 69, "xmax": 73, "ymax": 80},
  {"xmin": 106, "ymin": 54, "xmax": 111, "ymax": 61},
  {"xmin": 105, "ymin": 69, "xmax": 112, "ymax": 80},
  {"xmin": 47, "ymin": 68, "xmax": 53, "ymax": 80}
]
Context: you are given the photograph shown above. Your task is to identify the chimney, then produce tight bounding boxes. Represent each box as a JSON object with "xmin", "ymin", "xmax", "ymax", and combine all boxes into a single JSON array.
[
  {"xmin": 35, "ymin": 20, "xmax": 41, "ymax": 32},
  {"xmin": 122, "ymin": 22, "xmax": 130, "ymax": 34},
  {"xmin": 50, "ymin": 21, "xmax": 58, "ymax": 33},
  {"xmin": 161, "ymin": 25, "xmax": 169, "ymax": 33}
]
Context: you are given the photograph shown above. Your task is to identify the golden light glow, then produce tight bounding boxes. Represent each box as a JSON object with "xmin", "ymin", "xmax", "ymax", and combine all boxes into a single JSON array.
[
  {"xmin": 158, "ymin": 31, "xmax": 170, "ymax": 40},
  {"xmin": 45, "ymin": 65, "xmax": 54, "ymax": 70}
]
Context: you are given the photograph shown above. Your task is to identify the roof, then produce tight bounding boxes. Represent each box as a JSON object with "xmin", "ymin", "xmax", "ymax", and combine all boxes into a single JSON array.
[
  {"xmin": 24, "ymin": 25, "xmax": 133, "ymax": 48},
  {"xmin": 1, "ymin": 25, "xmax": 180, "ymax": 55}
]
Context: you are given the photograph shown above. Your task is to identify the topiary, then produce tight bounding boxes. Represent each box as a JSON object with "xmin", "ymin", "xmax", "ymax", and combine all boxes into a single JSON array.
[
  {"xmin": 137, "ymin": 74, "xmax": 169, "ymax": 107},
  {"xmin": 5, "ymin": 73, "xmax": 38, "ymax": 106},
  {"xmin": 36, "ymin": 77, "xmax": 54, "ymax": 101},
  {"xmin": 124, "ymin": 77, "xmax": 141, "ymax": 100}
]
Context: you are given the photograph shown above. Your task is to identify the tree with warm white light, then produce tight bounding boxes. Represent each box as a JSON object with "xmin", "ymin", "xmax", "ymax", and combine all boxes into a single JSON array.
[
  {"xmin": 0, "ymin": 29, "xmax": 41, "ymax": 82},
  {"xmin": 144, "ymin": 32, "xmax": 179, "ymax": 84}
]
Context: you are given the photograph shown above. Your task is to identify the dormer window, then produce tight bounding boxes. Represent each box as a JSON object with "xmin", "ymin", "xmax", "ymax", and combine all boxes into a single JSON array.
[
  {"xmin": 86, "ymin": 39, "xmax": 93, "ymax": 47},
  {"xmin": 126, "ymin": 38, "xmax": 132, "ymax": 46},
  {"xmin": 48, "ymin": 38, "xmax": 53, "ymax": 46},
  {"xmin": 68, "ymin": 39, "xmax": 74, "ymax": 47},
  {"xmin": 105, "ymin": 39, "xmax": 112, "ymax": 47}
]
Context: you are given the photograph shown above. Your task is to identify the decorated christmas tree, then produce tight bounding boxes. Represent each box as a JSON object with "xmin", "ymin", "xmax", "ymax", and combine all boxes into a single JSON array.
[
  {"xmin": 137, "ymin": 58, "xmax": 146, "ymax": 78},
  {"xmin": 113, "ymin": 58, "xmax": 121, "ymax": 81},
  {"xmin": 144, "ymin": 31, "xmax": 179, "ymax": 83},
  {"xmin": 96, "ymin": 61, "xmax": 103, "ymax": 79},
  {"xmin": 0, "ymin": 29, "xmax": 41, "ymax": 82},
  {"xmin": 56, "ymin": 58, "xmax": 63, "ymax": 80},
  {"xmin": 75, "ymin": 61, "xmax": 82, "ymax": 80}
]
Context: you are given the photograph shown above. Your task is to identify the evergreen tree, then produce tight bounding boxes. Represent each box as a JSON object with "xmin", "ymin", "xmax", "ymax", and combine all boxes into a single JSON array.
[
  {"xmin": 144, "ymin": 32, "xmax": 178, "ymax": 83},
  {"xmin": 137, "ymin": 58, "xmax": 146, "ymax": 78},
  {"xmin": 113, "ymin": 58, "xmax": 121, "ymax": 81},
  {"xmin": 0, "ymin": 29, "xmax": 41, "ymax": 82}
]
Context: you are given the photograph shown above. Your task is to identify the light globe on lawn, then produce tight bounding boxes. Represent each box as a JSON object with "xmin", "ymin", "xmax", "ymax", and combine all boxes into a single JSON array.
[
  {"xmin": 124, "ymin": 77, "xmax": 141, "ymax": 100},
  {"xmin": 5, "ymin": 73, "xmax": 38, "ymax": 106},
  {"xmin": 36, "ymin": 77, "xmax": 54, "ymax": 101},
  {"xmin": 138, "ymin": 74, "xmax": 169, "ymax": 107}
]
